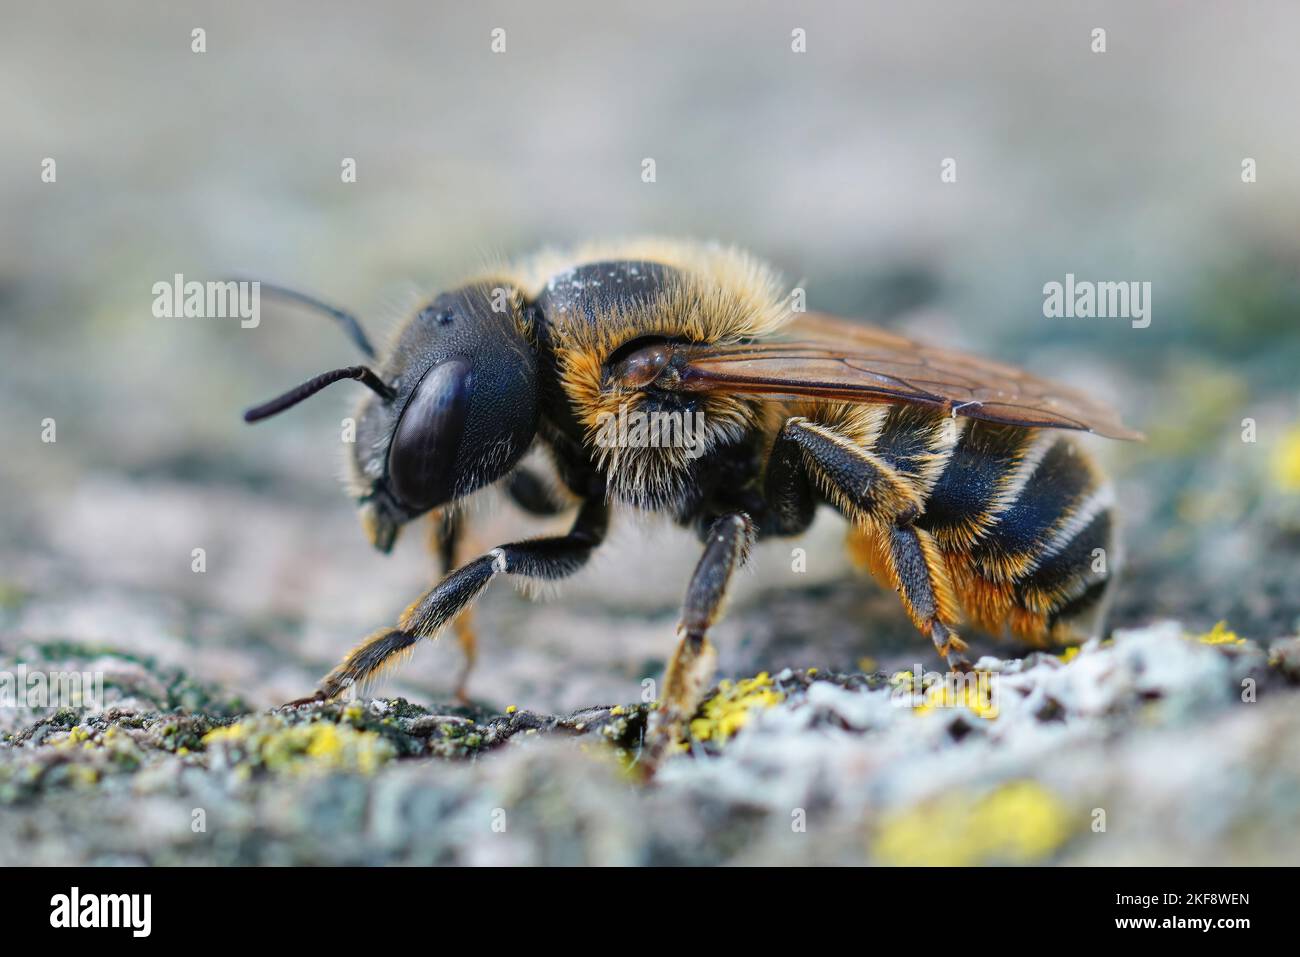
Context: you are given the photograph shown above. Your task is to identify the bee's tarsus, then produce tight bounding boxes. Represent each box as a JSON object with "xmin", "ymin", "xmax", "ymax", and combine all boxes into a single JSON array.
[
  {"xmin": 277, "ymin": 690, "xmax": 329, "ymax": 712},
  {"xmin": 932, "ymin": 622, "xmax": 971, "ymax": 670}
]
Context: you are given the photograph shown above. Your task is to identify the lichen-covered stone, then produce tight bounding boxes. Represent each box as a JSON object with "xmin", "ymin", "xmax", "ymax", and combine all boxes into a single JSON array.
[{"xmin": 2, "ymin": 624, "xmax": 1296, "ymax": 865}]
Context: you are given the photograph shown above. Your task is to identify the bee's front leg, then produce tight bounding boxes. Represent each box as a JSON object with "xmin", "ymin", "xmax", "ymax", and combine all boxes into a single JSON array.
[
  {"xmin": 643, "ymin": 513, "xmax": 755, "ymax": 773},
  {"xmin": 433, "ymin": 468, "xmax": 576, "ymax": 703},
  {"xmin": 291, "ymin": 498, "xmax": 608, "ymax": 706}
]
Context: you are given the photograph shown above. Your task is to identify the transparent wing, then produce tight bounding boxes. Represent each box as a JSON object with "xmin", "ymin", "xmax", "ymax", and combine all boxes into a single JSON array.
[{"xmin": 673, "ymin": 312, "xmax": 1143, "ymax": 440}]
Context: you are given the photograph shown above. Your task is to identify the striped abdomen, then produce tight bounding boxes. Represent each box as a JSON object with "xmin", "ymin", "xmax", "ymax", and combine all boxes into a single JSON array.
[{"xmin": 861, "ymin": 406, "xmax": 1116, "ymax": 646}]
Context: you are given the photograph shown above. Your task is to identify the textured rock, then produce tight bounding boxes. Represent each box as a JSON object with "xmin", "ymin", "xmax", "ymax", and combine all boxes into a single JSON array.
[{"xmin": 2, "ymin": 624, "xmax": 1296, "ymax": 865}]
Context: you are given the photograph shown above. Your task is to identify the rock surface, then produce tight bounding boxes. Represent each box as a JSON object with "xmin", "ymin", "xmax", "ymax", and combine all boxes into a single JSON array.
[{"xmin": 3, "ymin": 623, "xmax": 1297, "ymax": 865}]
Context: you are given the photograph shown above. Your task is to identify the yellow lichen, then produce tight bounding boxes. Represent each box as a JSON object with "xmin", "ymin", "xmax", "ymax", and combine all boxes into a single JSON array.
[
  {"xmin": 913, "ymin": 672, "xmax": 999, "ymax": 720},
  {"xmin": 304, "ymin": 723, "xmax": 344, "ymax": 760},
  {"xmin": 1271, "ymin": 424, "xmax": 1300, "ymax": 492},
  {"xmin": 202, "ymin": 722, "xmax": 246, "ymax": 744},
  {"xmin": 67, "ymin": 764, "xmax": 100, "ymax": 787},
  {"xmin": 689, "ymin": 672, "xmax": 784, "ymax": 743},
  {"xmin": 54, "ymin": 725, "xmax": 96, "ymax": 751},
  {"xmin": 202, "ymin": 720, "xmax": 393, "ymax": 776},
  {"xmin": 1058, "ymin": 646, "xmax": 1082, "ymax": 664},
  {"xmin": 1190, "ymin": 621, "xmax": 1245, "ymax": 646},
  {"xmin": 68, "ymin": 726, "xmax": 92, "ymax": 745},
  {"xmin": 1147, "ymin": 366, "xmax": 1247, "ymax": 457},
  {"xmin": 873, "ymin": 780, "xmax": 1073, "ymax": 866}
]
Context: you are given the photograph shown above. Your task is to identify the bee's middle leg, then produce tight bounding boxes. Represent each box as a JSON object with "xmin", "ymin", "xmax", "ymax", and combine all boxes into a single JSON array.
[
  {"xmin": 644, "ymin": 513, "xmax": 755, "ymax": 771},
  {"xmin": 505, "ymin": 466, "xmax": 573, "ymax": 517},
  {"xmin": 429, "ymin": 508, "xmax": 480, "ymax": 703}
]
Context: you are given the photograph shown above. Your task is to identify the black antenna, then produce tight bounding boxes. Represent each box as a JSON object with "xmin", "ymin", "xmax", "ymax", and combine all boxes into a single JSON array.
[
  {"xmin": 239, "ymin": 280, "xmax": 377, "ymax": 358},
  {"xmin": 244, "ymin": 366, "xmax": 396, "ymax": 423}
]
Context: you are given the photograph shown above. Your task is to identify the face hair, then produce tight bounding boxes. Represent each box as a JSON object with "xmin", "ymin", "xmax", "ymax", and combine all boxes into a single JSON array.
[
  {"xmin": 239, "ymin": 280, "xmax": 378, "ymax": 358},
  {"xmin": 243, "ymin": 365, "xmax": 395, "ymax": 422}
]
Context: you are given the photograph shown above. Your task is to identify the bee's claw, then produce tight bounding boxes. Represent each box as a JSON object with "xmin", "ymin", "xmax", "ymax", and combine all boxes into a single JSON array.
[
  {"xmin": 947, "ymin": 649, "xmax": 973, "ymax": 673},
  {"xmin": 277, "ymin": 691, "xmax": 328, "ymax": 712},
  {"xmin": 931, "ymin": 622, "xmax": 971, "ymax": 671}
]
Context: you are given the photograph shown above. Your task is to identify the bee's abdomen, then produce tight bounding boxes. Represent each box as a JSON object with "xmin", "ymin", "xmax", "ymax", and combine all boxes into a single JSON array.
[
  {"xmin": 917, "ymin": 421, "xmax": 1115, "ymax": 645},
  {"xmin": 914, "ymin": 421, "xmax": 1036, "ymax": 549}
]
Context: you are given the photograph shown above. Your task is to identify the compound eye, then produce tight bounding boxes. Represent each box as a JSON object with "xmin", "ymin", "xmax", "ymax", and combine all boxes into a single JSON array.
[
  {"xmin": 387, "ymin": 359, "xmax": 473, "ymax": 512},
  {"xmin": 610, "ymin": 341, "xmax": 672, "ymax": 388}
]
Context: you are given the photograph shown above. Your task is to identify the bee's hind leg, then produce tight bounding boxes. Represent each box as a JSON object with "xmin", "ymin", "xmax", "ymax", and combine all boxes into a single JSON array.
[
  {"xmin": 644, "ymin": 513, "xmax": 755, "ymax": 773},
  {"xmin": 887, "ymin": 524, "xmax": 971, "ymax": 672},
  {"xmin": 781, "ymin": 416, "xmax": 969, "ymax": 671}
]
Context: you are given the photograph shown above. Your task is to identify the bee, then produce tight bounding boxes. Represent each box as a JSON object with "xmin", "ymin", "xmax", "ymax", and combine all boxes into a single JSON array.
[{"xmin": 244, "ymin": 239, "xmax": 1141, "ymax": 764}]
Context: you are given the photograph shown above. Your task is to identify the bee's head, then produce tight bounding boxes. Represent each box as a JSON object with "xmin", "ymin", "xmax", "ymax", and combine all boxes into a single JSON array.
[{"xmin": 244, "ymin": 281, "xmax": 539, "ymax": 552}]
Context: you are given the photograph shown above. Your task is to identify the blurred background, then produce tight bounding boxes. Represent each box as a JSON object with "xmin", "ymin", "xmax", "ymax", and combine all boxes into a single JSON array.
[{"xmin": 2, "ymin": 0, "xmax": 1299, "ymax": 716}]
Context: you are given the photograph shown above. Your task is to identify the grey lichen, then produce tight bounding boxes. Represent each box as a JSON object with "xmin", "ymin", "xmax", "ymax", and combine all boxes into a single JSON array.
[{"xmin": 2, "ymin": 622, "xmax": 1298, "ymax": 865}]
